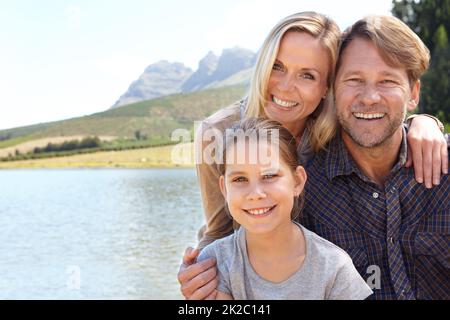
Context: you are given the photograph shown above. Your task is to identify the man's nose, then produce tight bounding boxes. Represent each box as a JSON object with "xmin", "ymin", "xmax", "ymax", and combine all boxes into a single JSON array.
[{"xmin": 359, "ymin": 83, "xmax": 381, "ymax": 106}]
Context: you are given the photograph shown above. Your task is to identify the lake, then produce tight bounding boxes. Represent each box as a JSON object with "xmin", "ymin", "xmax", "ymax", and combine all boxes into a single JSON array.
[{"xmin": 0, "ymin": 168, "xmax": 205, "ymax": 299}]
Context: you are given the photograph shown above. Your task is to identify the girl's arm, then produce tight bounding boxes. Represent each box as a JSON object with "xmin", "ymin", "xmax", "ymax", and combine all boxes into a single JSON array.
[
  {"xmin": 407, "ymin": 115, "xmax": 448, "ymax": 188},
  {"xmin": 216, "ymin": 291, "xmax": 234, "ymax": 300}
]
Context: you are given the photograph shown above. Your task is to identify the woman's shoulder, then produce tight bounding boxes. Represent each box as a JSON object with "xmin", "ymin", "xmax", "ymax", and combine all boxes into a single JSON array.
[{"xmin": 201, "ymin": 99, "xmax": 245, "ymax": 131}]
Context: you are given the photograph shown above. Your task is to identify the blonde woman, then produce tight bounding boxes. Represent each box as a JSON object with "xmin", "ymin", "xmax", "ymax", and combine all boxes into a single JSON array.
[{"xmin": 178, "ymin": 11, "xmax": 448, "ymax": 300}]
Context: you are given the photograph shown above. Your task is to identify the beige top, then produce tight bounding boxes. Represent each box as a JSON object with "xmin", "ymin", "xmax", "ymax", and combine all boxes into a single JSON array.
[{"xmin": 195, "ymin": 99, "xmax": 315, "ymax": 250}]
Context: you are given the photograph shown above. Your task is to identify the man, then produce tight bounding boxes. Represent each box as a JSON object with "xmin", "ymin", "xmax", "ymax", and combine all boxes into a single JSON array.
[{"xmin": 300, "ymin": 15, "xmax": 449, "ymax": 299}]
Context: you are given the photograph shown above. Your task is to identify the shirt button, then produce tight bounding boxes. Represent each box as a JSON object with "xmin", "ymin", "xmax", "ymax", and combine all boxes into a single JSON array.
[
  {"xmin": 390, "ymin": 187, "xmax": 396, "ymax": 194},
  {"xmin": 373, "ymin": 192, "xmax": 379, "ymax": 199},
  {"xmin": 388, "ymin": 237, "xmax": 394, "ymax": 244}
]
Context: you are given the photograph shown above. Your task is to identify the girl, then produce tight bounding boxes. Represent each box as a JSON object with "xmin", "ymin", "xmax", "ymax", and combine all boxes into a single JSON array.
[{"xmin": 197, "ymin": 118, "xmax": 373, "ymax": 300}]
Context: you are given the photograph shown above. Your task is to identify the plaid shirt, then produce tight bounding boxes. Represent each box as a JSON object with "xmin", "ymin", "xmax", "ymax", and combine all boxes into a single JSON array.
[{"xmin": 299, "ymin": 128, "xmax": 450, "ymax": 300}]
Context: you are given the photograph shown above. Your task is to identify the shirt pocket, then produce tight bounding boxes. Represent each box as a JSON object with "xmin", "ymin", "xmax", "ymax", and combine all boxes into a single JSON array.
[
  {"xmin": 414, "ymin": 232, "xmax": 450, "ymax": 269},
  {"xmin": 419, "ymin": 208, "xmax": 450, "ymax": 234},
  {"xmin": 345, "ymin": 247, "xmax": 369, "ymax": 274}
]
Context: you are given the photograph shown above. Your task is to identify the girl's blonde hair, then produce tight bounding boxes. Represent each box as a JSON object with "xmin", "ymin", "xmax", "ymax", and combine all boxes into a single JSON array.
[
  {"xmin": 245, "ymin": 11, "xmax": 341, "ymax": 152},
  {"xmin": 218, "ymin": 117, "xmax": 305, "ymax": 221}
]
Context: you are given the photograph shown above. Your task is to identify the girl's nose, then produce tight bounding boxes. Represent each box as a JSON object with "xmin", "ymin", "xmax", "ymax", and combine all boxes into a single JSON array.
[{"xmin": 246, "ymin": 183, "xmax": 267, "ymax": 200}]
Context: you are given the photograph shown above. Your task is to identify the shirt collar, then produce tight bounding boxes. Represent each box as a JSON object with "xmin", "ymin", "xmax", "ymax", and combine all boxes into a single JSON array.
[{"xmin": 325, "ymin": 126, "xmax": 408, "ymax": 182}]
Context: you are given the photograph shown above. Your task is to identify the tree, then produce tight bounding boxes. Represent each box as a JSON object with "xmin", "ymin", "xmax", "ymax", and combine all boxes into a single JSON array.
[{"xmin": 392, "ymin": 0, "xmax": 450, "ymax": 122}]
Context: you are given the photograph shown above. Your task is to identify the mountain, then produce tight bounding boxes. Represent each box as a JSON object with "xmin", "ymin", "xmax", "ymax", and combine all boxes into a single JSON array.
[
  {"xmin": 181, "ymin": 51, "xmax": 219, "ymax": 92},
  {"xmin": 111, "ymin": 47, "xmax": 256, "ymax": 109},
  {"xmin": 112, "ymin": 61, "xmax": 193, "ymax": 108}
]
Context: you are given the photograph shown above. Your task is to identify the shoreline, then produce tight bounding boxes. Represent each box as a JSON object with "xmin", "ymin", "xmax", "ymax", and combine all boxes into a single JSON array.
[{"xmin": 0, "ymin": 143, "xmax": 195, "ymax": 169}]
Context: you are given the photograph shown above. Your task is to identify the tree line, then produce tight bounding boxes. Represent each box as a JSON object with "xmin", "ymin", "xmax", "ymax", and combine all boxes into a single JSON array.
[{"xmin": 392, "ymin": 0, "xmax": 450, "ymax": 123}]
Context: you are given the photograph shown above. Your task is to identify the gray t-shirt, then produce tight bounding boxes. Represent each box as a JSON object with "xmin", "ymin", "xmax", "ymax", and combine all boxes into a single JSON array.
[{"xmin": 197, "ymin": 222, "xmax": 373, "ymax": 300}]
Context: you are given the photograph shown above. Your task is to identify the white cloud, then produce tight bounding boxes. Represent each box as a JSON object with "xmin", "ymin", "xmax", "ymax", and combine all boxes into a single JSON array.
[{"xmin": 67, "ymin": 5, "xmax": 81, "ymax": 30}]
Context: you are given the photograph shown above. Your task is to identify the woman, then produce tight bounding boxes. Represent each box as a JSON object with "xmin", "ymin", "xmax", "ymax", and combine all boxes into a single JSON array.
[{"xmin": 179, "ymin": 11, "xmax": 447, "ymax": 300}]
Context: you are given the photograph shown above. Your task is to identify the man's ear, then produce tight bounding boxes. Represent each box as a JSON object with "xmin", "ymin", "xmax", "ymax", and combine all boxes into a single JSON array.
[
  {"xmin": 407, "ymin": 80, "xmax": 421, "ymax": 112},
  {"xmin": 219, "ymin": 175, "xmax": 227, "ymax": 198},
  {"xmin": 294, "ymin": 166, "xmax": 307, "ymax": 196}
]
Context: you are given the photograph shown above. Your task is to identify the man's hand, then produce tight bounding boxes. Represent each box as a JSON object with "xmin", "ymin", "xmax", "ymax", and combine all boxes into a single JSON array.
[
  {"xmin": 406, "ymin": 115, "xmax": 448, "ymax": 188},
  {"xmin": 177, "ymin": 247, "xmax": 218, "ymax": 300}
]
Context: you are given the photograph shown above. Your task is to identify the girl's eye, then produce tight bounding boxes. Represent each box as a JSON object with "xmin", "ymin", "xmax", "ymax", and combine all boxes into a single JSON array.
[
  {"xmin": 232, "ymin": 176, "xmax": 247, "ymax": 183},
  {"xmin": 263, "ymin": 174, "xmax": 278, "ymax": 180},
  {"xmin": 272, "ymin": 63, "xmax": 284, "ymax": 72}
]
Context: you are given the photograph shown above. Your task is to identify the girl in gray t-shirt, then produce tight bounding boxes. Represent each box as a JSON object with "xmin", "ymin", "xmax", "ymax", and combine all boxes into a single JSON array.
[{"xmin": 197, "ymin": 118, "xmax": 372, "ymax": 300}]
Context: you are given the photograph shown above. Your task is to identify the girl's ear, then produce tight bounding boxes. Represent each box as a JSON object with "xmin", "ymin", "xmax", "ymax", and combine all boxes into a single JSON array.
[
  {"xmin": 219, "ymin": 175, "xmax": 227, "ymax": 198},
  {"xmin": 294, "ymin": 166, "xmax": 307, "ymax": 196}
]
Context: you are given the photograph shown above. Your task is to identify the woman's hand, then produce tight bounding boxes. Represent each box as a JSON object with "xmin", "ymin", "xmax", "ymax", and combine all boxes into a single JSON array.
[
  {"xmin": 406, "ymin": 115, "xmax": 448, "ymax": 188},
  {"xmin": 177, "ymin": 247, "xmax": 218, "ymax": 300}
]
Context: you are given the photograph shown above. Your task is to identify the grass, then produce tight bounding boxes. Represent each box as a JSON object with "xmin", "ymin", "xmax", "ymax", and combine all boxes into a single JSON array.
[
  {"xmin": 0, "ymin": 135, "xmax": 35, "ymax": 149},
  {"xmin": 0, "ymin": 143, "xmax": 195, "ymax": 169}
]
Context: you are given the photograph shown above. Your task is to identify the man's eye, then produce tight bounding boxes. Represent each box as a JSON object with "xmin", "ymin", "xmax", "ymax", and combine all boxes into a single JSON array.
[
  {"xmin": 263, "ymin": 174, "xmax": 278, "ymax": 180},
  {"xmin": 347, "ymin": 78, "xmax": 363, "ymax": 83},
  {"xmin": 232, "ymin": 176, "xmax": 247, "ymax": 183},
  {"xmin": 380, "ymin": 79, "xmax": 397, "ymax": 85}
]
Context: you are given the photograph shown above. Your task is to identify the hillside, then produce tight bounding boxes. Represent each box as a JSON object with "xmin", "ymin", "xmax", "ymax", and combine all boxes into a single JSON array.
[{"xmin": 0, "ymin": 85, "xmax": 247, "ymax": 151}]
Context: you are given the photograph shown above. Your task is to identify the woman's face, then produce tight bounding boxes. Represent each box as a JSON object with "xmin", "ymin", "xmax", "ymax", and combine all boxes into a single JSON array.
[{"xmin": 265, "ymin": 31, "xmax": 330, "ymax": 134}]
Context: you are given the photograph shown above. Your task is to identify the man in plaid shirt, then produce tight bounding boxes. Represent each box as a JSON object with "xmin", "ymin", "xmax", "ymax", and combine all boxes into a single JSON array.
[{"xmin": 300, "ymin": 15, "xmax": 449, "ymax": 300}]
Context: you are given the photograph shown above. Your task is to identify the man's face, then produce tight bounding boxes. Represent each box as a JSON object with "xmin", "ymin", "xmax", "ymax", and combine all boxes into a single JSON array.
[{"xmin": 334, "ymin": 37, "xmax": 419, "ymax": 148}]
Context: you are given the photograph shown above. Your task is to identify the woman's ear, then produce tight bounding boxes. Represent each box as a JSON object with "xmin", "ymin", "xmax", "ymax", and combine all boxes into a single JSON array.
[
  {"xmin": 294, "ymin": 166, "xmax": 307, "ymax": 196},
  {"xmin": 322, "ymin": 87, "xmax": 328, "ymax": 99},
  {"xmin": 219, "ymin": 175, "xmax": 227, "ymax": 198}
]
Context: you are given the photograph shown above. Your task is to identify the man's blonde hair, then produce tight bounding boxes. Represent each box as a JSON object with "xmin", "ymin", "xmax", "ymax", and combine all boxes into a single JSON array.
[
  {"xmin": 245, "ymin": 11, "xmax": 341, "ymax": 152},
  {"xmin": 337, "ymin": 15, "xmax": 430, "ymax": 84}
]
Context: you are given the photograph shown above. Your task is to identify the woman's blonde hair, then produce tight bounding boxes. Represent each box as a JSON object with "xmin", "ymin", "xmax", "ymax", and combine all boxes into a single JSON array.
[{"xmin": 245, "ymin": 11, "xmax": 341, "ymax": 152}]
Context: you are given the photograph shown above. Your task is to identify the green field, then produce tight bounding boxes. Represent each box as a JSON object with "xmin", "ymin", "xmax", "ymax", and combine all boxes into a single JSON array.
[{"xmin": 0, "ymin": 143, "xmax": 194, "ymax": 169}]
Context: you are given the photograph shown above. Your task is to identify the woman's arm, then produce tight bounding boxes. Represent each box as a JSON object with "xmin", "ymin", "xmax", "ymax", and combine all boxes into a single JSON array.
[
  {"xmin": 195, "ymin": 122, "xmax": 234, "ymax": 250},
  {"xmin": 406, "ymin": 115, "xmax": 448, "ymax": 188}
]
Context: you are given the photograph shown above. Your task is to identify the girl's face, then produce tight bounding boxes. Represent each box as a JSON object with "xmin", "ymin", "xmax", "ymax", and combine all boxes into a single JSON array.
[
  {"xmin": 219, "ymin": 140, "xmax": 306, "ymax": 235},
  {"xmin": 265, "ymin": 31, "xmax": 330, "ymax": 133}
]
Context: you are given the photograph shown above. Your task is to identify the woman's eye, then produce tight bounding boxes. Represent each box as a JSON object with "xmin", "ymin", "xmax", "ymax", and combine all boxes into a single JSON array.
[
  {"xmin": 272, "ymin": 63, "xmax": 284, "ymax": 72},
  {"xmin": 300, "ymin": 73, "xmax": 315, "ymax": 80}
]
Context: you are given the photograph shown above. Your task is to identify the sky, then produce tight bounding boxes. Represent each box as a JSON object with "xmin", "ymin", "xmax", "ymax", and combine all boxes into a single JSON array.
[{"xmin": 0, "ymin": 0, "xmax": 393, "ymax": 130}]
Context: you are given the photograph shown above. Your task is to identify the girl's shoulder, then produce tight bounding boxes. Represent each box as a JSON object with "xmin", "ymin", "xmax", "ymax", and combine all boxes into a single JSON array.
[
  {"xmin": 299, "ymin": 224, "xmax": 353, "ymax": 269},
  {"xmin": 196, "ymin": 230, "xmax": 241, "ymax": 264}
]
